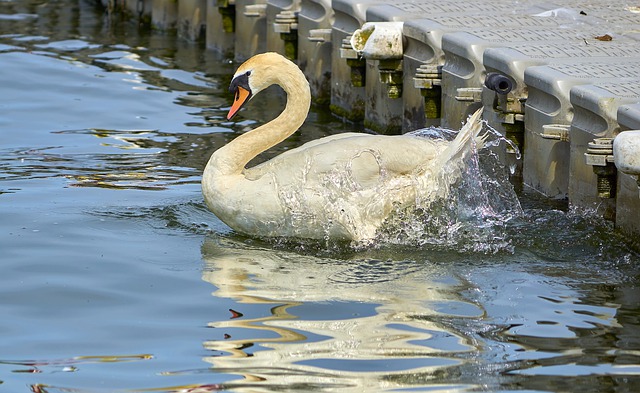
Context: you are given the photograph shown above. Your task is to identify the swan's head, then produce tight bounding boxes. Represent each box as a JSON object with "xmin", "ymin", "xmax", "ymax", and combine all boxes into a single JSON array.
[{"xmin": 227, "ymin": 52, "xmax": 303, "ymax": 120}]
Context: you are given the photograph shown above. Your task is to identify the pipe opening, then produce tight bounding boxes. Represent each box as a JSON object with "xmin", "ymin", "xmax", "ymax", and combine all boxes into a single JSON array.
[{"xmin": 485, "ymin": 72, "xmax": 513, "ymax": 95}]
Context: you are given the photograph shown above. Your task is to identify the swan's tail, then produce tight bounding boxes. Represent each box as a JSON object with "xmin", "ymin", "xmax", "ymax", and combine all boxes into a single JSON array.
[
  {"xmin": 437, "ymin": 108, "xmax": 486, "ymax": 168},
  {"xmin": 425, "ymin": 108, "xmax": 486, "ymax": 198}
]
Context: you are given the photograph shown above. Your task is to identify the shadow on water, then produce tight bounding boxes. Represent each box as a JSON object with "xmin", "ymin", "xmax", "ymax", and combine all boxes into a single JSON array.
[{"xmin": 1, "ymin": 1, "xmax": 640, "ymax": 392}]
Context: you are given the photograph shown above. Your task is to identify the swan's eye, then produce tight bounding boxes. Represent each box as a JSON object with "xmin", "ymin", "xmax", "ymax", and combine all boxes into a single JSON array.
[{"xmin": 245, "ymin": 71, "xmax": 251, "ymax": 77}]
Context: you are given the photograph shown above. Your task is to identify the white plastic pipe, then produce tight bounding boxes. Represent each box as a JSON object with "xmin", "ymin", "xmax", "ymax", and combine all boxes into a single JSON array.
[
  {"xmin": 350, "ymin": 22, "xmax": 404, "ymax": 60},
  {"xmin": 614, "ymin": 131, "xmax": 640, "ymax": 175}
]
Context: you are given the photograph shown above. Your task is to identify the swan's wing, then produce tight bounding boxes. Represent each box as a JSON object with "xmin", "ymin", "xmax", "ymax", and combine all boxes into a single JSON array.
[
  {"xmin": 310, "ymin": 134, "xmax": 443, "ymax": 189},
  {"xmin": 244, "ymin": 133, "xmax": 442, "ymax": 189}
]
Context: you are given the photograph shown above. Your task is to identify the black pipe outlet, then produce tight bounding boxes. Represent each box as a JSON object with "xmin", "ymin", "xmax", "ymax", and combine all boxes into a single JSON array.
[{"xmin": 484, "ymin": 72, "xmax": 513, "ymax": 95}]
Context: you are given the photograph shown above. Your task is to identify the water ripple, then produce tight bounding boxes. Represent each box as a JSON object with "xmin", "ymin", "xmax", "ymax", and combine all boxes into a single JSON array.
[{"xmin": 0, "ymin": 145, "xmax": 198, "ymax": 191}]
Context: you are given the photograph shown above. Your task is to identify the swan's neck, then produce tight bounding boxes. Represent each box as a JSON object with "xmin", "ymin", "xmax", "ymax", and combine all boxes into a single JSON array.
[{"xmin": 208, "ymin": 70, "xmax": 311, "ymax": 177}]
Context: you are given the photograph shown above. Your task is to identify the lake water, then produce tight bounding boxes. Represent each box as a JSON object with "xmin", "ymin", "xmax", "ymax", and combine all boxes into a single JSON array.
[{"xmin": 1, "ymin": 1, "xmax": 639, "ymax": 392}]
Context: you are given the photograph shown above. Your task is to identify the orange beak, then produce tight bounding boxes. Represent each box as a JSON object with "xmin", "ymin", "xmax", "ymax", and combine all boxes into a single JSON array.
[{"xmin": 227, "ymin": 86, "xmax": 251, "ymax": 120}]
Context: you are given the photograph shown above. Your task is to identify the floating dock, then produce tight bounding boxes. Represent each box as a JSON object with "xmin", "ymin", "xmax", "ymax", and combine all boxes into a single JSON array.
[{"xmin": 100, "ymin": 0, "xmax": 640, "ymax": 240}]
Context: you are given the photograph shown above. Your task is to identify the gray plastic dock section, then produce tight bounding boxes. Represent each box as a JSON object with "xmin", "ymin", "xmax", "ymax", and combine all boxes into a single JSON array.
[
  {"xmin": 150, "ymin": 0, "xmax": 177, "ymax": 32},
  {"xmin": 357, "ymin": 4, "xmax": 569, "ymax": 132},
  {"xmin": 524, "ymin": 63, "xmax": 640, "ymax": 199},
  {"xmin": 481, "ymin": 40, "xmax": 640, "ymax": 175},
  {"xmin": 177, "ymin": 0, "xmax": 206, "ymax": 41},
  {"xmin": 405, "ymin": 15, "xmax": 561, "ymax": 132},
  {"xmin": 618, "ymin": 104, "xmax": 640, "ymax": 131},
  {"xmin": 439, "ymin": 28, "xmax": 626, "ymax": 178},
  {"xmin": 234, "ymin": 0, "xmax": 268, "ymax": 61},
  {"xmin": 297, "ymin": 0, "xmax": 334, "ymax": 105},
  {"xmin": 206, "ymin": 0, "xmax": 234, "ymax": 57},
  {"xmin": 441, "ymin": 28, "xmax": 618, "ymax": 131},
  {"xmin": 569, "ymin": 82, "xmax": 640, "ymax": 217}
]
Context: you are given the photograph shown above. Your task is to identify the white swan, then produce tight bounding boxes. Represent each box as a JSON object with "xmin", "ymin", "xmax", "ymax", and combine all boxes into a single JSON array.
[{"xmin": 202, "ymin": 52, "xmax": 484, "ymax": 242}]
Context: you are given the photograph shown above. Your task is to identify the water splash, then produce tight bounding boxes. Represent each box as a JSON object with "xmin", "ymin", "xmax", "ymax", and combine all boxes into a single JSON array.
[{"xmin": 373, "ymin": 123, "xmax": 523, "ymax": 253}]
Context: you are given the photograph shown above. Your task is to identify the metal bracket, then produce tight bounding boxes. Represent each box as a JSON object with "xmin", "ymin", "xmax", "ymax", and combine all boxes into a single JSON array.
[
  {"xmin": 413, "ymin": 64, "xmax": 441, "ymax": 90},
  {"xmin": 340, "ymin": 36, "xmax": 359, "ymax": 60},
  {"xmin": 455, "ymin": 87, "xmax": 482, "ymax": 102},
  {"xmin": 274, "ymin": 11, "xmax": 297, "ymax": 33},
  {"xmin": 308, "ymin": 29, "xmax": 331, "ymax": 43},
  {"xmin": 540, "ymin": 124, "xmax": 570, "ymax": 141},
  {"xmin": 412, "ymin": 64, "xmax": 442, "ymax": 119},
  {"xmin": 584, "ymin": 138, "xmax": 614, "ymax": 166},
  {"xmin": 244, "ymin": 4, "xmax": 266, "ymax": 18}
]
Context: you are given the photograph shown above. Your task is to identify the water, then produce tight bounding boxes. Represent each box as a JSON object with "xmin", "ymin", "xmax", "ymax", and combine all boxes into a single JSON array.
[{"xmin": 1, "ymin": 1, "xmax": 639, "ymax": 392}]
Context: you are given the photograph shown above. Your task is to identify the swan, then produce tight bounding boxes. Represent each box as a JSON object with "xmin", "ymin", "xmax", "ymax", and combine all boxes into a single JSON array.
[{"xmin": 202, "ymin": 52, "xmax": 485, "ymax": 242}]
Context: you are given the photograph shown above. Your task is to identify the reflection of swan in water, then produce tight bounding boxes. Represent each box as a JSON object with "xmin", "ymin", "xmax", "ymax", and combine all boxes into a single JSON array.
[
  {"xmin": 198, "ymin": 237, "xmax": 481, "ymax": 391},
  {"xmin": 196, "ymin": 236, "xmax": 632, "ymax": 392},
  {"xmin": 202, "ymin": 52, "xmax": 486, "ymax": 242}
]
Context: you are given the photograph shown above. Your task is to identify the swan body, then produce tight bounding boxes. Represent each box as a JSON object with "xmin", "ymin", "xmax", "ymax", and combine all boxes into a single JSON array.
[{"xmin": 202, "ymin": 52, "xmax": 484, "ymax": 242}]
